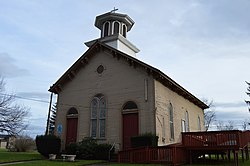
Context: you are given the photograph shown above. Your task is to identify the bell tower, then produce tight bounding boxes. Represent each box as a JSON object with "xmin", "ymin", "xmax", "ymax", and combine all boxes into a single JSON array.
[{"xmin": 85, "ymin": 9, "xmax": 140, "ymax": 57}]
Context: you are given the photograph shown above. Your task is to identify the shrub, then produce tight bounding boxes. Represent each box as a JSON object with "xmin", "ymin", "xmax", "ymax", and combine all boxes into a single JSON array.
[
  {"xmin": 35, "ymin": 135, "xmax": 61, "ymax": 157},
  {"xmin": 14, "ymin": 136, "xmax": 35, "ymax": 152},
  {"xmin": 77, "ymin": 137, "xmax": 97, "ymax": 159},
  {"xmin": 94, "ymin": 143, "xmax": 113, "ymax": 160},
  {"xmin": 65, "ymin": 137, "xmax": 113, "ymax": 160},
  {"xmin": 131, "ymin": 133, "xmax": 158, "ymax": 148},
  {"xmin": 65, "ymin": 142, "xmax": 78, "ymax": 155}
]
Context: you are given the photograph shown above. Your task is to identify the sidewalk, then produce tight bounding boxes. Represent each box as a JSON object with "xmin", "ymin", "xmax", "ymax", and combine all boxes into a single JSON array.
[
  {"xmin": 0, "ymin": 159, "xmax": 42, "ymax": 166},
  {"xmin": 0, "ymin": 161, "xmax": 34, "ymax": 166},
  {"xmin": 0, "ymin": 161, "xmax": 115, "ymax": 166}
]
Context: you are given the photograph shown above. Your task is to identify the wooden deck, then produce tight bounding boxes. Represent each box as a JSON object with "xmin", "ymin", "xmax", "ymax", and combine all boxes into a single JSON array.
[
  {"xmin": 182, "ymin": 130, "xmax": 250, "ymax": 166},
  {"xmin": 118, "ymin": 130, "xmax": 250, "ymax": 166},
  {"xmin": 182, "ymin": 130, "xmax": 250, "ymax": 150}
]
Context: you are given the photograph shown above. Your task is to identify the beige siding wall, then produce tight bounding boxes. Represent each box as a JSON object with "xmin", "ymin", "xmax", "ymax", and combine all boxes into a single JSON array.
[
  {"xmin": 154, "ymin": 80, "xmax": 205, "ymax": 146},
  {"xmin": 55, "ymin": 50, "xmax": 155, "ymax": 149}
]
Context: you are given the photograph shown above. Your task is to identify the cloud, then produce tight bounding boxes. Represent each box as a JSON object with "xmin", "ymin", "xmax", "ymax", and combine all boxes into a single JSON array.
[
  {"xmin": 25, "ymin": 124, "xmax": 45, "ymax": 138},
  {"xmin": 17, "ymin": 92, "xmax": 50, "ymax": 100},
  {"xmin": 0, "ymin": 52, "xmax": 29, "ymax": 77},
  {"xmin": 214, "ymin": 101, "xmax": 247, "ymax": 108},
  {"xmin": 167, "ymin": 1, "xmax": 250, "ymax": 39}
]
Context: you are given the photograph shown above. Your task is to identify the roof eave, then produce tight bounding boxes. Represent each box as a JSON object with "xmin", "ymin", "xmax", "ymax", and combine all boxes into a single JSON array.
[{"xmin": 49, "ymin": 41, "xmax": 101, "ymax": 94}]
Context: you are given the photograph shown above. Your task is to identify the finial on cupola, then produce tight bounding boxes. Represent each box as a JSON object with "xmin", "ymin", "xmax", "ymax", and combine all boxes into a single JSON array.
[{"xmin": 110, "ymin": 7, "xmax": 118, "ymax": 13}]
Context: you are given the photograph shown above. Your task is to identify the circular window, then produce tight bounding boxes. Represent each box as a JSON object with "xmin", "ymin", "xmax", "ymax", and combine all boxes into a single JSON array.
[{"xmin": 97, "ymin": 65, "xmax": 104, "ymax": 74}]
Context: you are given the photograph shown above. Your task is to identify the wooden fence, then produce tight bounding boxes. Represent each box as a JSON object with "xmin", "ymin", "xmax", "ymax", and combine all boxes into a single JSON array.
[{"xmin": 118, "ymin": 144, "xmax": 187, "ymax": 165}]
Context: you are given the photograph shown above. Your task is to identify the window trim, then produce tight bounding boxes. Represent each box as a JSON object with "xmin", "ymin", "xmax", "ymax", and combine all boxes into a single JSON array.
[
  {"xmin": 90, "ymin": 95, "xmax": 106, "ymax": 139},
  {"xmin": 169, "ymin": 103, "xmax": 174, "ymax": 140},
  {"xmin": 112, "ymin": 21, "xmax": 120, "ymax": 35},
  {"xmin": 122, "ymin": 24, "xmax": 127, "ymax": 37},
  {"xmin": 198, "ymin": 115, "xmax": 201, "ymax": 131},
  {"xmin": 185, "ymin": 111, "xmax": 190, "ymax": 132},
  {"xmin": 181, "ymin": 119, "xmax": 186, "ymax": 132},
  {"xmin": 102, "ymin": 21, "xmax": 110, "ymax": 37}
]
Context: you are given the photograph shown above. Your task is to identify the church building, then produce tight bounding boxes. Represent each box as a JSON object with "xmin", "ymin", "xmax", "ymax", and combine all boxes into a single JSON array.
[{"xmin": 49, "ymin": 11, "xmax": 208, "ymax": 150}]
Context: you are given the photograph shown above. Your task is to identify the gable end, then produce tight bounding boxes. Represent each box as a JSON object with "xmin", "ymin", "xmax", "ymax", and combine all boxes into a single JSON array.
[{"xmin": 49, "ymin": 41, "xmax": 208, "ymax": 109}]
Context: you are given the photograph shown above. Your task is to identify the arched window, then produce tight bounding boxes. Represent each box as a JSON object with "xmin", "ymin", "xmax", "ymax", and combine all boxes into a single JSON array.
[
  {"xmin": 67, "ymin": 107, "xmax": 78, "ymax": 116},
  {"xmin": 90, "ymin": 94, "xmax": 106, "ymax": 138},
  {"xmin": 169, "ymin": 103, "xmax": 174, "ymax": 140},
  {"xmin": 123, "ymin": 101, "xmax": 138, "ymax": 110},
  {"xmin": 162, "ymin": 117, "xmax": 166, "ymax": 142},
  {"xmin": 122, "ymin": 25, "xmax": 127, "ymax": 37},
  {"xmin": 103, "ymin": 22, "xmax": 110, "ymax": 37},
  {"xmin": 185, "ymin": 111, "xmax": 189, "ymax": 132},
  {"xmin": 113, "ymin": 21, "xmax": 120, "ymax": 34},
  {"xmin": 198, "ymin": 116, "xmax": 201, "ymax": 131}
]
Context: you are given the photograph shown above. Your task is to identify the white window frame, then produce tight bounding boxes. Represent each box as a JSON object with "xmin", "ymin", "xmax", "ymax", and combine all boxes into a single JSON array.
[
  {"xmin": 185, "ymin": 111, "xmax": 190, "ymax": 132},
  {"xmin": 198, "ymin": 115, "xmax": 201, "ymax": 131},
  {"xmin": 90, "ymin": 95, "xmax": 106, "ymax": 138},
  {"xmin": 169, "ymin": 103, "xmax": 174, "ymax": 140},
  {"xmin": 122, "ymin": 24, "xmax": 127, "ymax": 37},
  {"xmin": 102, "ymin": 21, "xmax": 110, "ymax": 37},
  {"xmin": 181, "ymin": 119, "xmax": 186, "ymax": 132},
  {"xmin": 112, "ymin": 21, "xmax": 120, "ymax": 35}
]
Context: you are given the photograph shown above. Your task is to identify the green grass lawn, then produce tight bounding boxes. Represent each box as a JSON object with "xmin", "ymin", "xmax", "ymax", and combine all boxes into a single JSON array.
[
  {"xmin": 1, "ymin": 149, "xmax": 250, "ymax": 166},
  {"xmin": 13, "ymin": 162, "xmax": 163, "ymax": 166},
  {"xmin": 0, "ymin": 149, "xmax": 104, "ymax": 166},
  {"xmin": 0, "ymin": 149, "xmax": 43, "ymax": 163}
]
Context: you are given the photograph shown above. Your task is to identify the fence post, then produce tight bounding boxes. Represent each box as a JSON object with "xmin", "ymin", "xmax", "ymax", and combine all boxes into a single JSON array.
[
  {"xmin": 146, "ymin": 147, "xmax": 149, "ymax": 163},
  {"xmin": 242, "ymin": 149, "xmax": 244, "ymax": 162},
  {"xmin": 130, "ymin": 150, "xmax": 133, "ymax": 163},
  {"xmin": 118, "ymin": 152, "xmax": 120, "ymax": 163},
  {"xmin": 172, "ymin": 146, "xmax": 176, "ymax": 166},
  {"xmin": 246, "ymin": 146, "xmax": 249, "ymax": 160}
]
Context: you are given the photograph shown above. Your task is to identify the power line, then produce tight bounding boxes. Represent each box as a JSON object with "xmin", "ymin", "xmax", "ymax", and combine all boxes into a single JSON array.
[{"xmin": 0, "ymin": 93, "xmax": 50, "ymax": 104}]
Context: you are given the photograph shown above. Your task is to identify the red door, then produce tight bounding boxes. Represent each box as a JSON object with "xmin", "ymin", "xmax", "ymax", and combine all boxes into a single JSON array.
[
  {"xmin": 66, "ymin": 118, "xmax": 78, "ymax": 145},
  {"xmin": 122, "ymin": 113, "xmax": 139, "ymax": 150}
]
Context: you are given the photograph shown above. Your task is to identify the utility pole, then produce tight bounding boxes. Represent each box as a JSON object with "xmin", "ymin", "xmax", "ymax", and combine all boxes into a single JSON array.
[{"xmin": 45, "ymin": 92, "xmax": 53, "ymax": 135}]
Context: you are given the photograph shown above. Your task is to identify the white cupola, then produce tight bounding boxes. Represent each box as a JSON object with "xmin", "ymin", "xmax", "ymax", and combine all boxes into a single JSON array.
[{"xmin": 85, "ymin": 10, "xmax": 140, "ymax": 57}]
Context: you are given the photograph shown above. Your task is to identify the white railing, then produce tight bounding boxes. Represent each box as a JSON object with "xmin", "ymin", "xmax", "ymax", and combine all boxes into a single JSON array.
[{"xmin": 109, "ymin": 142, "xmax": 117, "ymax": 161}]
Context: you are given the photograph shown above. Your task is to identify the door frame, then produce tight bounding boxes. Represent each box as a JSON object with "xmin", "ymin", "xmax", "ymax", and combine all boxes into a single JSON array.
[
  {"xmin": 65, "ymin": 108, "xmax": 78, "ymax": 145},
  {"xmin": 122, "ymin": 107, "xmax": 139, "ymax": 150}
]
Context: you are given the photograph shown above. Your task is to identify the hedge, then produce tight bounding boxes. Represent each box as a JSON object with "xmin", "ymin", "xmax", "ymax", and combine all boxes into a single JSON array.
[
  {"xmin": 35, "ymin": 135, "xmax": 61, "ymax": 157},
  {"xmin": 65, "ymin": 137, "xmax": 113, "ymax": 160},
  {"xmin": 131, "ymin": 133, "xmax": 158, "ymax": 148}
]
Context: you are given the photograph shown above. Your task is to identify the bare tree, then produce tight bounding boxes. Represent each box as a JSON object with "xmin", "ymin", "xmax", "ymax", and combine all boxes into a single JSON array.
[
  {"xmin": 203, "ymin": 99, "xmax": 216, "ymax": 131},
  {"xmin": 225, "ymin": 120, "xmax": 237, "ymax": 130},
  {"xmin": 216, "ymin": 120, "xmax": 237, "ymax": 131},
  {"xmin": 216, "ymin": 120, "xmax": 225, "ymax": 131},
  {"xmin": 242, "ymin": 119, "xmax": 249, "ymax": 131},
  {"xmin": 246, "ymin": 81, "xmax": 250, "ymax": 112},
  {"xmin": 0, "ymin": 76, "xmax": 29, "ymax": 135}
]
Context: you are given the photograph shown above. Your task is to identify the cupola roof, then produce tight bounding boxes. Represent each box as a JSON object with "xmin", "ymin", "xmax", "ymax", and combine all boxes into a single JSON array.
[{"xmin": 95, "ymin": 12, "xmax": 134, "ymax": 31}]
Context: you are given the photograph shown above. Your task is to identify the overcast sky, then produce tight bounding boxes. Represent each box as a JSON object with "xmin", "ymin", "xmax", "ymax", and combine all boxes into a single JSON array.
[{"xmin": 0, "ymin": 0, "xmax": 249, "ymax": 137}]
